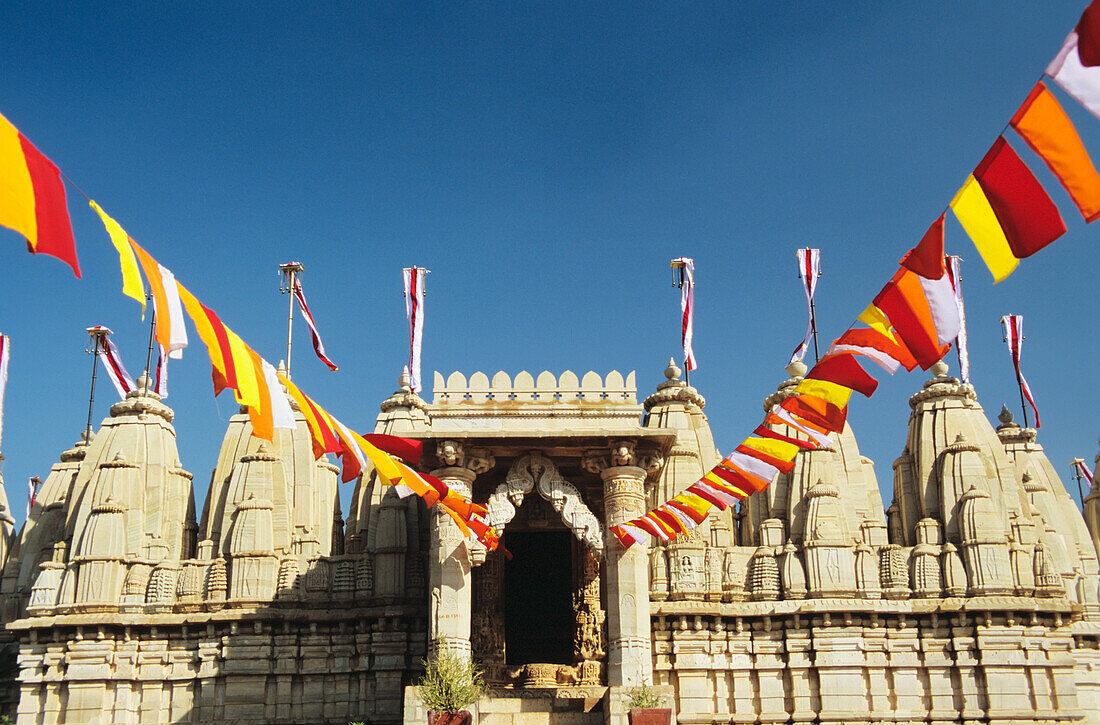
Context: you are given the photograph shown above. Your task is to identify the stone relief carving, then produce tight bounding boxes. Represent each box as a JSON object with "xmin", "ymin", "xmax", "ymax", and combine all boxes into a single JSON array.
[{"xmin": 486, "ymin": 452, "xmax": 604, "ymax": 554}]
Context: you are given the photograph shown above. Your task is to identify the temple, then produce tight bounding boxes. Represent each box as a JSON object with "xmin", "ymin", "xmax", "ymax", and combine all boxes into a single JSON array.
[{"xmin": 0, "ymin": 360, "xmax": 1098, "ymax": 724}]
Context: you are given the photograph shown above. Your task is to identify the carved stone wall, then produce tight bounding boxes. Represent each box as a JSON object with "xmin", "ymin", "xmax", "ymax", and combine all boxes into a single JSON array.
[{"xmin": 2, "ymin": 364, "xmax": 1099, "ymax": 725}]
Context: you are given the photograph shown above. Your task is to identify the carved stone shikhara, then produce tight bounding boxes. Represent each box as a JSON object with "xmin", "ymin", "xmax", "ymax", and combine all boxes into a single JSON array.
[{"xmin": 0, "ymin": 362, "xmax": 1098, "ymax": 725}]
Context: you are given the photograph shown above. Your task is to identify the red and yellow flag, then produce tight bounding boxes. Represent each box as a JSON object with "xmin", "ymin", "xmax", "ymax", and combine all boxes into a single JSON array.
[
  {"xmin": 0, "ymin": 112, "xmax": 80, "ymax": 277},
  {"xmin": 177, "ymin": 282, "xmax": 231, "ymax": 394}
]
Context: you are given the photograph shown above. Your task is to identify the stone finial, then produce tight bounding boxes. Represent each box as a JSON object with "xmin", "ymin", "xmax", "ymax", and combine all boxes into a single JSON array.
[
  {"xmin": 930, "ymin": 360, "xmax": 949, "ymax": 378},
  {"xmin": 379, "ymin": 365, "xmax": 429, "ymax": 414},
  {"xmin": 645, "ymin": 358, "xmax": 705, "ymax": 410},
  {"xmin": 998, "ymin": 405, "xmax": 1014, "ymax": 426},
  {"xmin": 785, "ymin": 361, "xmax": 807, "ymax": 379},
  {"xmin": 665, "ymin": 358, "xmax": 681, "ymax": 381}
]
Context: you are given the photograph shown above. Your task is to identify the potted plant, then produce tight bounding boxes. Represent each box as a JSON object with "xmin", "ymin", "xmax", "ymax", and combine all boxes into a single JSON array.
[
  {"xmin": 626, "ymin": 682, "xmax": 671, "ymax": 725},
  {"xmin": 417, "ymin": 638, "xmax": 487, "ymax": 725}
]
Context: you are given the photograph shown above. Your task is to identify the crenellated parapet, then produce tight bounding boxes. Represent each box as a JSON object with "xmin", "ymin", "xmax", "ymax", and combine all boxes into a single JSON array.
[{"xmin": 433, "ymin": 369, "xmax": 636, "ymax": 404}]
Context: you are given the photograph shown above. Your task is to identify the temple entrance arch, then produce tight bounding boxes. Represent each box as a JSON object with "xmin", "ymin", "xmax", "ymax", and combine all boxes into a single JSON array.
[
  {"xmin": 485, "ymin": 451, "xmax": 605, "ymax": 554},
  {"xmin": 472, "ymin": 452, "xmax": 606, "ymax": 687}
]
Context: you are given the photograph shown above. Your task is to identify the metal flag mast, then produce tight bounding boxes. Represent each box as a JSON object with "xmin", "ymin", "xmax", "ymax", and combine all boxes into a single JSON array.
[
  {"xmin": 84, "ymin": 326, "xmax": 111, "ymax": 443},
  {"xmin": 278, "ymin": 262, "xmax": 305, "ymax": 380},
  {"xmin": 802, "ymin": 251, "xmax": 822, "ymax": 363},
  {"xmin": 1071, "ymin": 458, "xmax": 1088, "ymax": 511},
  {"xmin": 142, "ymin": 295, "xmax": 156, "ymax": 395},
  {"xmin": 670, "ymin": 258, "xmax": 690, "ymax": 385}
]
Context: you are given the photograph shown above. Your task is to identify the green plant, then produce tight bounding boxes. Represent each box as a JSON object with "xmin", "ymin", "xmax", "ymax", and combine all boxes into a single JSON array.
[
  {"xmin": 626, "ymin": 682, "xmax": 666, "ymax": 709},
  {"xmin": 417, "ymin": 637, "xmax": 486, "ymax": 713}
]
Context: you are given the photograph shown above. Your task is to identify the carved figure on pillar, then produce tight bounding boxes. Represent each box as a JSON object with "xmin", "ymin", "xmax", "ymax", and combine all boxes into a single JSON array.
[
  {"xmin": 429, "ymin": 440, "xmax": 495, "ymax": 657},
  {"xmin": 581, "ymin": 440, "xmax": 661, "ymax": 688}
]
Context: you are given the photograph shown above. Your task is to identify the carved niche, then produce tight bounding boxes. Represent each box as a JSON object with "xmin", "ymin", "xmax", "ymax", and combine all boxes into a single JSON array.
[{"xmin": 485, "ymin": 452, "xmax": 604, "ymax": 554}]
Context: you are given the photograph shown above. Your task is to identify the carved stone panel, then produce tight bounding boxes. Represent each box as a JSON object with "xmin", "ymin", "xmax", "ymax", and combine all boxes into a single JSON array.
[{"xmin": 486, "ymin": 452, "xmax": 604, "ymax": 554}]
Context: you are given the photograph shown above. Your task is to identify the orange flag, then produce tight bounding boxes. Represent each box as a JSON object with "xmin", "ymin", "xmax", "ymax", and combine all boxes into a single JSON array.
[{"xmin": 1011, "ymin": 81, "xmax": 1100, "ymax": 222}]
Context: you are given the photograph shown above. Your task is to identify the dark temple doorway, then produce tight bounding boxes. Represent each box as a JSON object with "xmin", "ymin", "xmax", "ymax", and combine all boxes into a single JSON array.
[{"xmin": 503, "ymin": 530, "xmax": 574, "ymax": 665}]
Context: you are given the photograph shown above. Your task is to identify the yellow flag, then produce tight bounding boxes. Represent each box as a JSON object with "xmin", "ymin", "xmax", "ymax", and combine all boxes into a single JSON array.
[
  {"xmin": 89, "ymin": 200, "xmax": 146, "ymax": 315},
  {"xmin": 950, "ymin": 175, "xmax": 1019, "ymax": 283},
  {"xmin": 739, "ymin": 436, "xmax": 801, "ymax": 462},
  {"xmin": 352, "ymin": 430, "xmax": 404, "ymax": 483},
  {"xmin": 793, "ymin": 378, "xmax": 853, "ymax": 408},
  {"xmin": 857, "ymin": 303, "xmax": 900, "ymax": 342},
  {"xmin": 225, "ymin": 329, "xmax": 260, "ymax": 409}
]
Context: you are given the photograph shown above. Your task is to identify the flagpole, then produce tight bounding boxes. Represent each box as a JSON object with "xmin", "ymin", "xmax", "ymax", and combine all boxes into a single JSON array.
[
  {"xmin": 279, "ymin": 262, "xmax": 304, "ymax": 380},
  {"xmin": 84, "ymin": 327, "xmax": 109, "ymax": 443},
  {"xmin": 1015, "ymin": 368, "xmax": 1030, "ymax": 429},
  {"xmin": 809, "ymin": 296, "xmax": 820, "ymax": 363},
  {"xmin": 1071, "ymin": 458, "xmax": 1087, "ymax": 511},
  {"xmin": 142, "ymin": 302, "xmax": 156, "ymax": 393}
]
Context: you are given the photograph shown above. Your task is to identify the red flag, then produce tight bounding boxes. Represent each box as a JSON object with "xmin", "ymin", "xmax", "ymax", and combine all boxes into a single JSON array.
[
  {"xmin": 1077, "ymin": 0, "xmax": 1100, "ymax": 67},
  {"xmin": 752, "ymin": 423, "xmax": 819, "ymax": 451},
  {"xmin": 900, "ymin": 215, "xmax": 946, "ymax": 279},
  {"xmin": 873, "ymin": 269, "xmax": 952, "ymax": 370},
  {"xmin": 805, "ymin": 352, "xmax": 879, "ymax": 398},
  {"xmin": 360, "ymin": 433, "xmax": 423, "ymax": 466},
  {"xmin": 973, "ymin": 137, "xmax": 1066, "ymax": 259},
  {"xmin": 780, "ymin": 393, "xmax": 847, "ymax": 434}
]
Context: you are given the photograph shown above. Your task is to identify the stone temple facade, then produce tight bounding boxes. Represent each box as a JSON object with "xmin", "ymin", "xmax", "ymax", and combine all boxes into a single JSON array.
[{"xmin": 0, "ymin": 361, "xmax": 1097, "ymax": 724}]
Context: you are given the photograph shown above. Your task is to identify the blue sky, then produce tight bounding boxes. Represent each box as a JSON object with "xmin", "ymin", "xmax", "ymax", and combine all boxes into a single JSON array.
[{"xmin": 0, "ymin": 2, "xmax": 1097, "ymax": 520}]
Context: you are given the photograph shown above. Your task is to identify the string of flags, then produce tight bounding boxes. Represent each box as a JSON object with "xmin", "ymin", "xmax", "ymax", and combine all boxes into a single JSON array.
[
  {"xmin": 615, "ymin": 1, "xmax": 1100, "ymax": 550},
  {"xmin": 4, "ymin": 4, "xmax": 1100, "ymax": 554},
  {"xmin": 614, "ymin": 203, "xmax": 962, "ymax": 547},
  {"xmin": 0, "ymin": 120, "xmax": 499, "ymax": 547}
]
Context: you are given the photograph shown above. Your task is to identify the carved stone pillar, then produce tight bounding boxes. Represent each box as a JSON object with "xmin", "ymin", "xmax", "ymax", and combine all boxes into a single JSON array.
[
  {"xmin": 583, "ymin": 440, "xmax": 661, "ymax": 688},
  {"xmin": 429, "ymin": 441, "xmax": 494, "ymax": 657}
]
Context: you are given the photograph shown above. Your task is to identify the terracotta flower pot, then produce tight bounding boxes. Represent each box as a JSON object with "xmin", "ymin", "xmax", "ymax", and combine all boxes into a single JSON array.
[
  {"xmin": 628, "ymin": 708, "xmax": 672, "ymax": 725},
  {"xmin": 428, "ymin": 711, "xmax": 473, "ymax": 725}
]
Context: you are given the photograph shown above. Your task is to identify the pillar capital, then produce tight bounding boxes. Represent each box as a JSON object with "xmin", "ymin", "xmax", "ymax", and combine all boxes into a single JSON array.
[
  {"xmin": 432, "ymin": 440, "xmax": 495, "ymax": 475},
  {"xmin": 582, "ymin": 440, "xmax": 663, "ymax": 481}
]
